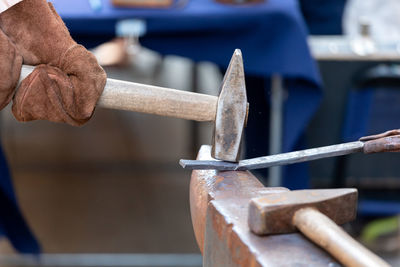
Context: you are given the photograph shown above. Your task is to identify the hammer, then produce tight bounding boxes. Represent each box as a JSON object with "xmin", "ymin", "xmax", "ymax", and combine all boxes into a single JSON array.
[
  {"xmin": 20, "ymin": 49, "xmax": 248, "ymax": 162},
  {"xmin": 248, "ymin": 189, "xmax": 390, "ymax": 267}
]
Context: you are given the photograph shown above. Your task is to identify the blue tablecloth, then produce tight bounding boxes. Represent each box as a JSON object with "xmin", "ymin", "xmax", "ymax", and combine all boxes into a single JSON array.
[
  {"xmin": 3, "ymin": 0, "xmax": 323, "ymax": 252},
  {"xmin": 53, "ymin": 0, "xmax": 320, "ymax": 82},
  {"xmin": 299, "ymin": 0, "xmax": 346, "ymax": 35}
]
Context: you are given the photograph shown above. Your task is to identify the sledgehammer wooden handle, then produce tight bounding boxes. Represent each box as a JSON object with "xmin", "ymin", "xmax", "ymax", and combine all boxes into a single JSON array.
[
  {"xmin": 293, "ymin": 208, "xmax": 390, "ymax": 267},
  {"xmin": 20, "ymin": 65, "xmax": 218, "ymax": 122}
]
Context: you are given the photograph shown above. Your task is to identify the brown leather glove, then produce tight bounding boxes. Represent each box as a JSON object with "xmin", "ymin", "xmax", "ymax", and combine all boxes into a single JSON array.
[
  {"xmin": 0, "ymin": 0, "xmax": 106, "ymax": 126},
  {"xmin": 360, "ymin": 129, "xmax": 400, "ymax": 154},
  {"xmin": 0, "ymin": 29, "xmax": 22, "ymax": 110}
]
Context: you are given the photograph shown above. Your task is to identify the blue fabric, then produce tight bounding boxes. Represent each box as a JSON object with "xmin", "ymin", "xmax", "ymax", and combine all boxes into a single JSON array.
[
  {"xmin": 342, "ymin": 89, "xmax": 374, "ymax": 141},
  {"xmin": 343, "ymin": 87, "xmax": 400, "ymax": 140},
  {"xmin": 299, "ymin": 0, "xmax": 346, "ymax": 35},
  {"xmin": 0, "ymin": 146, "xmax": 40, "ymax": 253},
  {"xmin": 358, "ymin": 200, "xmax": 400, "ymax": 216},
  {"xmin": 244, "ymin": 76, "xmax": 319, "ymax": 189},
  {"xmin": 342, "ymin": 83, "xmax": 400, "ymax": 215}
]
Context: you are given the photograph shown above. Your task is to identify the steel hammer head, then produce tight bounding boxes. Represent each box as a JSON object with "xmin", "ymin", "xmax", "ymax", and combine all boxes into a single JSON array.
[
  {"xmin": 212, "ymin": 49, "xmax": 248, "ymax": 162},
  {"xmin": 248, "ymin": 188, "xmax": 358, "ymax": 235}
]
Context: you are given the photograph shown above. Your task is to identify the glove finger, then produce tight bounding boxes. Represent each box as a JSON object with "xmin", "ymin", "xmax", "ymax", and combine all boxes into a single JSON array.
[
  {"xmin": 359, "ymin": 129, "xmax": 400, "ymax": 141},
  {"xmin": 13, "ymin": 57, "xmax": 105, "ymax": 126},
  {"xmin": 0, "ymin": 29, "xmax": 22, "ymax": 110},
  {"xmin": 58, "ymin": 44, "xmax": 106, "ymax": 121},
  {"xmin": 12, "ymin": 64, "xmax": 82, "ymax": 125},
  {"xmin": 363, "ymin": 134, "xmax": 400, "ymax": 154}
]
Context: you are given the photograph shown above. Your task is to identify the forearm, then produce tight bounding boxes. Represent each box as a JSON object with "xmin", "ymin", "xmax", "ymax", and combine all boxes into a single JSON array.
[{"xmin": 0, "ymin": 0, "xmax": 22, "ymax": 13}]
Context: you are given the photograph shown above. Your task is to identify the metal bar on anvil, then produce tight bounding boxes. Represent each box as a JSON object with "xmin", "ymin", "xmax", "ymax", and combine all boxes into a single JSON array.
[{"xmin": 180, "ymin": 141, "xmax": 364, "ymax": 171}]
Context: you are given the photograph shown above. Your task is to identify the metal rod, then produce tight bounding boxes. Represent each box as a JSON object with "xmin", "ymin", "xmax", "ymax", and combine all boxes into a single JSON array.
[
  {"xmin": 180, "ymin": 141, "xmax": 364, "ymax": 171},
  {"xmin": 238, "ymin": 141, "xmax": 364, "ymax": 170},
  {"xmin": 268, "ymin": 74, "xmax": 284, "ymax": 187}
]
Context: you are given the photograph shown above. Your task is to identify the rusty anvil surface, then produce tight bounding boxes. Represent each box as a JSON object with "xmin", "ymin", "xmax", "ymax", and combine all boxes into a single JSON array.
[{"xmin": 190, "ymin": 145, "xmax": 340, "ymax": 267}]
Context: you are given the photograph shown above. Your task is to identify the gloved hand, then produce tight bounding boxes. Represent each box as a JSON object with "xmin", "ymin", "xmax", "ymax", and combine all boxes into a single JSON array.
[
  {"xmin": 0, "ymin": 0, "xmax": 106, "ymax": 126},
  {"xmin": 0, "ymin": 29, "xmax": 22, "ymax": 110},
  {"xmin": 360, "ymin": 129, "xmax": 400, "ymax": 154}
]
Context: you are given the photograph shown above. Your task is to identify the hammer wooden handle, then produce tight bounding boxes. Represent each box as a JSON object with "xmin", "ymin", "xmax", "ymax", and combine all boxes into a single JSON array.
[
  {"xmin": 293, "ymin": 208, "xmax": 390, "ymax": 267},
  {"xmin": 98, "ymin": 78, "xmax": 217, "ymax": 121},
  {"xmin": 20, "ymin": 65, "xmax": 218, "ymax": 122}
]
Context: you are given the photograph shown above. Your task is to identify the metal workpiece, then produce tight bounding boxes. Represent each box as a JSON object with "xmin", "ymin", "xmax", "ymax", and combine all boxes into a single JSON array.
[
  {"xmin": 179, "ymin": 159, "xmax": 237, "ymax": 171},
  {"xmin": 181, "ymin": 141, "xmax": 365, "ymax": 171},
  {"xmin": 237, "ymin": 141, "xmax": 364, "ymax": 170},
  {"xmin": 181, "ymin": 130, "xmax": 400, "ymax": 170},
  {"xmin": 190, "ymin": 145, "xmax": 340, "ymax": 267}
]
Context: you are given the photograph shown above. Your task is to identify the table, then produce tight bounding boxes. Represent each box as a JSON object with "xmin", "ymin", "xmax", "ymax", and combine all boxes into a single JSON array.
[{"xmin": 309, "ymin": 36, "xmax": 400, "ymax": 61}]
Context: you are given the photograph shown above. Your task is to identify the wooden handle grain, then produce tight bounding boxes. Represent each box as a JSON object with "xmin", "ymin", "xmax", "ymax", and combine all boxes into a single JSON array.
[
  {"xmin": 293, "ymin": 208, "xmax": 390, "ymax": 267},
  {"xmin": 20, "ymin": 65, "xmax": 218, "ymax": 122},
  {"xmin": 98, "ymin": 78, "xmax": 218, "ymax": 121}
]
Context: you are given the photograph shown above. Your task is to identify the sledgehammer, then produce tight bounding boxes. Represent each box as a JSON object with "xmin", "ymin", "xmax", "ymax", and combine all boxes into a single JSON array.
[{"xmin": 249, "ymin": 189, "xmax": 390, "ymax": 267}]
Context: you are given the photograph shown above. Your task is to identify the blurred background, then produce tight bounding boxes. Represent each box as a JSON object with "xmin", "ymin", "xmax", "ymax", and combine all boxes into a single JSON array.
[{"xmin": 0, "ymin": 0, "xmax": 400, "ymax": 266}]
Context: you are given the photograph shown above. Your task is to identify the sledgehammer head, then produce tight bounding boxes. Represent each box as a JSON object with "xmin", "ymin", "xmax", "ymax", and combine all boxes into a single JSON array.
[
  {"xmin": 212, "ymin": 49, "xmax": 248, "ymax": 162},
  {"xmin": 248, "ymin": 188, "xmax": 358, "ymax": 235}
]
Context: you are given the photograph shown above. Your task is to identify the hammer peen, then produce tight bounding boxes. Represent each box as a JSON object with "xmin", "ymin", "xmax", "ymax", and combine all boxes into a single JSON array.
[{"xmin": 20, "ymin": 49, "xmax": 248, "ymax": 162}]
